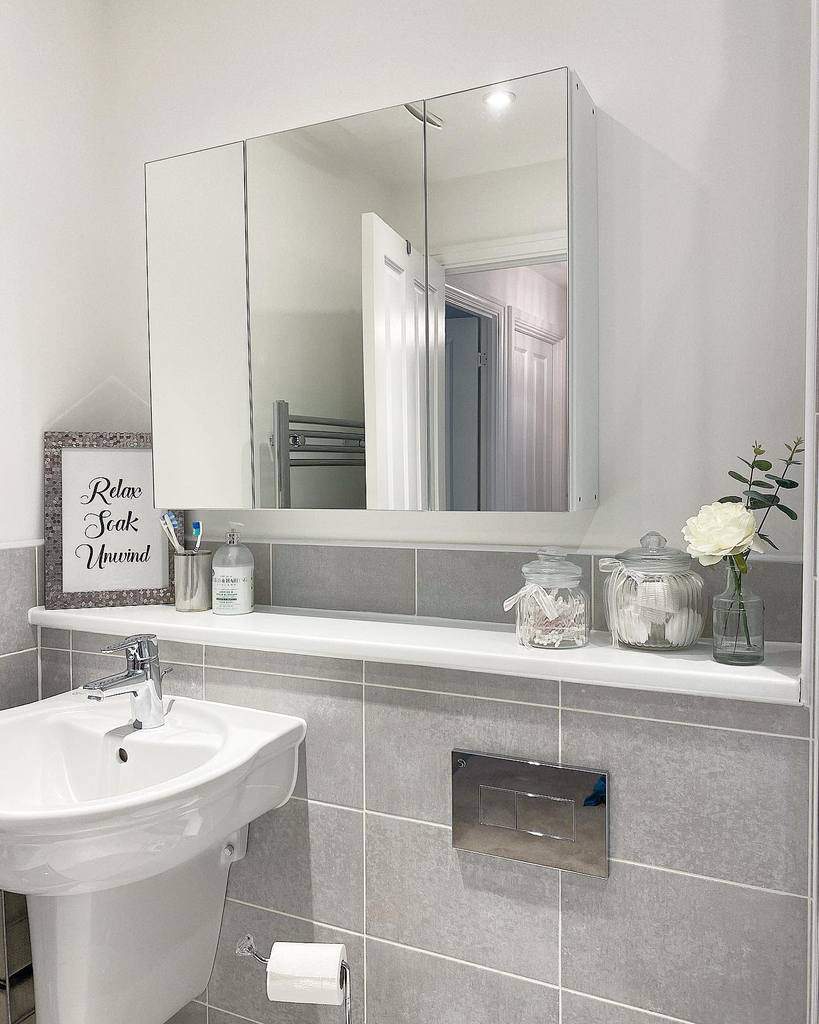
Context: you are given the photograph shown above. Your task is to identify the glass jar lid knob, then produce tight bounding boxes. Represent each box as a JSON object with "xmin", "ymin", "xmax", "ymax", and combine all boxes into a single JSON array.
[{"xmin": 640, "ymin": 532, "xmax": 667, "ymax": 554}]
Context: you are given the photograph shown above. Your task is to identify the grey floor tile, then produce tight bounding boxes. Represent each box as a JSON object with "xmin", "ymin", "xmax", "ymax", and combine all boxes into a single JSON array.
[
  {"xmin": 366, "ymin": 814, "xmax": 559, "ymax": 983},
  {"xmin": 165, "ymin": 1002, "xmax": 206, "ymax": 1024},
  {"xmin": 205, "ymin": 645, "xmax": 362, "ymax": 683},
  {"xmin": 209, "ymin": 899, "xmax": 365, "ymax": 1024},
  {"xmin": 561, "ymin": 680, "xmax": 810, "ymax": 736},
  {"xmin": 206, "ymin": 667, "xmax": 363, "ymax": 807},
  {"xmin": 40, "ymin": 627, "xmax": 69, "ymax": 650},
  {"xmin": 416, "ymin": 547, "xmax": 591, "ymax": 624},
  {"xmin": 228, "ymin": 799, "xmax": 364, "ymax": 932},
  {"xmin": 364, "ymin": 685, "xmax": 559, "ymax": 823},
  {"xmin": 562, "ymin": 992, "xmax": 681, "ymax": 1023},
  {"xmin": 41, "ymin": 648, "xmax": 70, "ymax": 698},
  {"xmin": 365, "ymin": 939, "xmax": 559, "ymax": 1024},
  {"xmin": 365, "ymin": 662, "xmax": 558, "ymax": 705},
  {"xmin": 561, "ymin": 710, "xmax": 809, "ymax": 892},
  {"xmin": 272, "ymin": 544, "xmax": 415, "ymax": 615},
  {"xmin": 70, "ymin": 631, "xmax": 202, "ymax": 665},
  {"xmin": 0, "ymin": 650, "xmax": 38, "ymax": 710},
  {"xmin": 561, "ymin": 861, "xmax": 807, "ymax": 1024},
  {"xmin": 0, "ymin": 547, "xmax": 37, "ymax": 655}
]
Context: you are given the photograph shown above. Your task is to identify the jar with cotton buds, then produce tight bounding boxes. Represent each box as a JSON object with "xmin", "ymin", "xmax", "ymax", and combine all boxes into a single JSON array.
[
  {"xmin": 504, "ymin": 549, "xmax": 590, "ymax": 649},
  {"xmin": 600, "ymin": 531, "xmax": 704, "ymax": 650}
]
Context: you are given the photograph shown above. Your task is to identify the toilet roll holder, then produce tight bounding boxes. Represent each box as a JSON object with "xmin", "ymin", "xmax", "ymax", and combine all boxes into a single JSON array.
[{"xmin": 236, "ymin": 934, "xmax": 352, "ymax": 1024}]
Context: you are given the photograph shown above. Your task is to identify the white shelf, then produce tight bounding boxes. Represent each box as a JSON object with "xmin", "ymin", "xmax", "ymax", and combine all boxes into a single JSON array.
[{"xmin": 29, "ymin": 605, "xmax": 803, "ymax": 705}]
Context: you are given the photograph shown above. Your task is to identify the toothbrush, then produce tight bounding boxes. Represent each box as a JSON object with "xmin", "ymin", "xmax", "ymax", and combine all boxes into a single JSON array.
[
  {"xmin": 192, "ymin": 520, "xmax": 203, "ymax": 552},
  {"xmin": 159, "ymin": 512, "xmax": 185, "ymax": 555}
]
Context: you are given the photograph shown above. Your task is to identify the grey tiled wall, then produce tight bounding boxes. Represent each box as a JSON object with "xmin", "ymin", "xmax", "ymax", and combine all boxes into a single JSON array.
[
  {"xmin": 243, "ymin": 543, "xmax": 803, "ymax": 642},
  {"xmin": 40, "ymin": 630, "xmax": 809, "ymax": 1024}
]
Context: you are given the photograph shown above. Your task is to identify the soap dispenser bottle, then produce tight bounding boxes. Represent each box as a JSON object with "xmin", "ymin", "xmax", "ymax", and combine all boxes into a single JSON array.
[{"xmin": 212, "ymin": 522, "xmax": 255, "ymax": 615}]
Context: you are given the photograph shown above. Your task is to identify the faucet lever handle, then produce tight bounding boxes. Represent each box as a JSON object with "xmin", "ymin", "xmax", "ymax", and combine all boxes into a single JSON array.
[{"xmin": 101, "ymin": 634, "xmax": 159, "ymax": 663}]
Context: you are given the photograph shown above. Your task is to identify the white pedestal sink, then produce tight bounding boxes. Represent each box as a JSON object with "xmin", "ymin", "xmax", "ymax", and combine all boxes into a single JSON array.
[{"xmin": 0, "ymin": 691, "xmax": 306, "ymax": 1024}]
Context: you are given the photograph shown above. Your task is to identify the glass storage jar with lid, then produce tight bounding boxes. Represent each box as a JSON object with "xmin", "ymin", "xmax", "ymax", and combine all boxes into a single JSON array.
[
  {"xmin": 600, "ymin": 531, "xmax": 704, "ymax": 650},
  {"xmin": 503, "ymin": 548, "xmax": 589, "ymax": 649}
]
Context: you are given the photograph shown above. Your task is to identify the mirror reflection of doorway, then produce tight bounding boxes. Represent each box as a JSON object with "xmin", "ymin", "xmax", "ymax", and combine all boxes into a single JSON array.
[
  {"xmin": 441, "ymin": 262, "xmax": 569, "ymax": 511},
  {"xmin": 445, "ymin": 304, "xmax": 487, "ymax": 511}
]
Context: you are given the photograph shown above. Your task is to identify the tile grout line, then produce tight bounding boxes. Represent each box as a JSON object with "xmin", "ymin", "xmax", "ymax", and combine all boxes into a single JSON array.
[
  {"xmin": 204, "ymin": 661, "xmax": 364, "ymax": 687},
  {"xmin": 362, "ymin": 662, "xmax": 368, "ymax": 1024},
  {"xmin": 207, "ymin": 1004, "xmax": 262, "ymax": 1024},
  {"xmin": 226, "ymin": 898, "xmax": 365, "ymax": 938},
  {"xmin": 413, "ymin": 546, "xmax": 418, "ymax": 616},
  {"xmin": 557, "ymin": 698, "xmax": 810, "ymax": 741},
  {"xmin": 365, "ymin": 934, "xmax": 561, "ymax": 990},
  {"xmin": 0, "ymin": 647, "xmax": 38, "ymax": 661},
  {"xmin": 36, "ymin": 627, "xmax": 42, "ymax": 703},
  {"xmin": 558, "ymin": 678, "xmax": 563, "ymax": 1024},
  {"xmin": 608, "ymin": 857, "xmax": 809, "ymax": 899},
  {"xmin": 286, "ymin": 794, "xmax": 808, "ymax": 897},
  {"xmin": 560, "ymin": 988, "xmax": 702, "ymax": 1024},
  {"xmin": 224, "ymin": 896, "xmax": 792, "ymax": 1019}
]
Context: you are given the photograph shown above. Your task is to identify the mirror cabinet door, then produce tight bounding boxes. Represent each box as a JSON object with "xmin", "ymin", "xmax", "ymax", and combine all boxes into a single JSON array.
[
  {"xmin": 146, "ymin": 142, "xmax": 253, "ymax": 510},
  {"xmin": 245, "ymin": 103, "xmax": 426, "ymax": 510},
  {"xmin": 424, "ymin": 67, "xmax": 597, "ymax": 512}
]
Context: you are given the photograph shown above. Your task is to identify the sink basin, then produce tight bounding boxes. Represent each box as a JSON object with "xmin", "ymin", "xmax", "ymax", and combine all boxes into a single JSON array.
[
  {"xmin": 0, "ymin": 690, "xmax": 306, "ymax": 1024},
  {"xmin": 0, "ymin": 690, "xmax": 306, "ymax": 896}
]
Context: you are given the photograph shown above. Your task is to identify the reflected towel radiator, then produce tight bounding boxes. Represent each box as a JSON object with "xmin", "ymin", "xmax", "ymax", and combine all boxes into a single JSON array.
[{"xmin": 268, "ymin": 399, "xmax": 365, "ymax": 508}]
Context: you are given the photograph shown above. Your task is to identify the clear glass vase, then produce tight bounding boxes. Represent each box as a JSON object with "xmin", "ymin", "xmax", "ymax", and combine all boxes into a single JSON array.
[{"xmin": 712, "ymin": 559, "xmax": 764, "ymax": 665}]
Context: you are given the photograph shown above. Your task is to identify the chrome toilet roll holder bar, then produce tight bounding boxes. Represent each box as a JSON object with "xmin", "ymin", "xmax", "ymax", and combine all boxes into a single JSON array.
[{"xmin": 236, "ymin": 934, "xmax": 352, "ymax": 1024}]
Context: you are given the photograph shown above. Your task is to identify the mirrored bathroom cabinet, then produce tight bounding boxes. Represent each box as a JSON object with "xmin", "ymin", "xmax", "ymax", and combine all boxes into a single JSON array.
[{"xmin": 145, "ymin": 67, "xmax": 598, "ymax": 514}]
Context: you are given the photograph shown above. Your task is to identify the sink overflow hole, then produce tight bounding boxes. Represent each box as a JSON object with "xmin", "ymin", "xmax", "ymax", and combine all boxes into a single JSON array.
[{"xmin": 117, "ymin": 748, "xmax": 128, "ymax": 763}]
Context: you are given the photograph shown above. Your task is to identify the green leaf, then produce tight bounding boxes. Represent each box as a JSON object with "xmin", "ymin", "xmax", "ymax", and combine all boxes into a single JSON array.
[
  {"xmin": 752, "ymin": 459, "xmax": 772, "ymax": 471},
  {"xmin": 764, "ymin": 474, "xmax": 798, "ymax": 488},
  {"xmin": 748, "ymin": 479, "xmax": 773, "ymax": 488},
  {"xmin": 734, "ymin": 552, "xmax": 748, "ymax": 573},
  {"xmin": 777, "ymin": 504, "xmax": 798, "ymax": 520},
  {"xmin": 758, "ymin": 533, "xmax": 779, "ymax": 550},
  {"xmin": 728, "ymin": 470, "xmax": 749, "ymax": 484},
  {"xmin": 738, "ymin": 457, "xmax": 754, "ymax": 469},
  {"xmin": 719, "ymin": 495, "xmax": 743, "ymax": 503},
  {"xmin": 779, "ymin": 458, "xmax": 802, "ymax": 465},
  {"xmin": 745, "ymin": 491, "xmax": 779, "ymax": 506}
]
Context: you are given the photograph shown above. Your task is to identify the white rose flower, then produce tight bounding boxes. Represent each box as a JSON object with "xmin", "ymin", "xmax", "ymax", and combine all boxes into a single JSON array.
[{"xmin": 681, "ymin": 501, "xmax": 765, "ymax": 566}]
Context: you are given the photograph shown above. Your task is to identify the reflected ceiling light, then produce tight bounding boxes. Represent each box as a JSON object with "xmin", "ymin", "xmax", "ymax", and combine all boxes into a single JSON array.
[{"xmin": 483, "ymin": 89, "xmax": 516, "ymax": 112}]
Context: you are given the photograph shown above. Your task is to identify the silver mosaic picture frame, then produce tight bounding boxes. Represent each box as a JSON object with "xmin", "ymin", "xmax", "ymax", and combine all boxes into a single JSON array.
[{"xmin": 43, "ymin": 431, "xmax": 183, "ymax": 610}]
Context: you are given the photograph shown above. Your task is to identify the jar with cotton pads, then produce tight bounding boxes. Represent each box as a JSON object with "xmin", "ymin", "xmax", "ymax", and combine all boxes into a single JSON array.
[
  {"xmin": 504, "ymin": 549, "xmax": 589, "ymax": 649},
  {"xmin": 600, "ymin": 531, "xmax": 704, "ymax": 650}
]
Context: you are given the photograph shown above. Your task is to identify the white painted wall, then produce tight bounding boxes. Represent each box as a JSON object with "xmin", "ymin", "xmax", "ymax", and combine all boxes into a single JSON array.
[
  {"xmin": 0, "ymin": 1, "xmax": 150, "ymax": 545},
  {"xmin": 2, "ymin": 0, "xmax": 810, "ymax": 554}
]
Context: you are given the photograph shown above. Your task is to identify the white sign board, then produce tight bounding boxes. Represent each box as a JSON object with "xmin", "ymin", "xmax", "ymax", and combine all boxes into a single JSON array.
[{"xmin": 60, "ymin": 448, "xmax": 169, "ymax": 593}]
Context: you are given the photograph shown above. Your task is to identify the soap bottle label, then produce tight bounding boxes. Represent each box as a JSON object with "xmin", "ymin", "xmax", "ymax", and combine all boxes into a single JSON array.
[{"xmin": 212, "ymin": 569, "xmax": 254, "ymax": 614}]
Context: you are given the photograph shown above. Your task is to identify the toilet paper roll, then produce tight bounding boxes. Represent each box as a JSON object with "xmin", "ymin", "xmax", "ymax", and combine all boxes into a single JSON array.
[{"xmin": 266, "ymin": 941, "xmax": 347, "ymax": 1005}]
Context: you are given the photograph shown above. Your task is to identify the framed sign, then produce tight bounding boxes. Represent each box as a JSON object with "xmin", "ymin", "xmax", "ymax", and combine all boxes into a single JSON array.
[{"xmin": 43, "ymin": 432, "xmax": 182, "ymax": 610}]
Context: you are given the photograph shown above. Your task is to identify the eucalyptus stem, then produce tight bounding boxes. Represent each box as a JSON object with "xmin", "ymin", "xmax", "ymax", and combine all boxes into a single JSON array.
[{"xmin": 726, "ymin": 555, "xmax": 752, "ymax": 650}]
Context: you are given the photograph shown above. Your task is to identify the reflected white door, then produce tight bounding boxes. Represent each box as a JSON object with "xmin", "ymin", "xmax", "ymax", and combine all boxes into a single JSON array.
[
  {"xmin": 506, "ymin": 310, "xmax": 567, "ymax": 511},
  {"xmin": 362, "ymin": 213, "xmax": 428, "ymax": 510}
]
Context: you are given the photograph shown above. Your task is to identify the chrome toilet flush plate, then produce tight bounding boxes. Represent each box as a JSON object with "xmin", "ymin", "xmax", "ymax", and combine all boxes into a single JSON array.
[{"xmin": 451, "ymin": 751, "xmax": 609, "ymax": 877}]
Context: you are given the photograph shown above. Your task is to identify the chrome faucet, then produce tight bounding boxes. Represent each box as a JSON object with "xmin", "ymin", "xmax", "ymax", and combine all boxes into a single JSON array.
[{"xmin": 82, "ymin": 634, "xmax": 169, "ymax": 730}]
